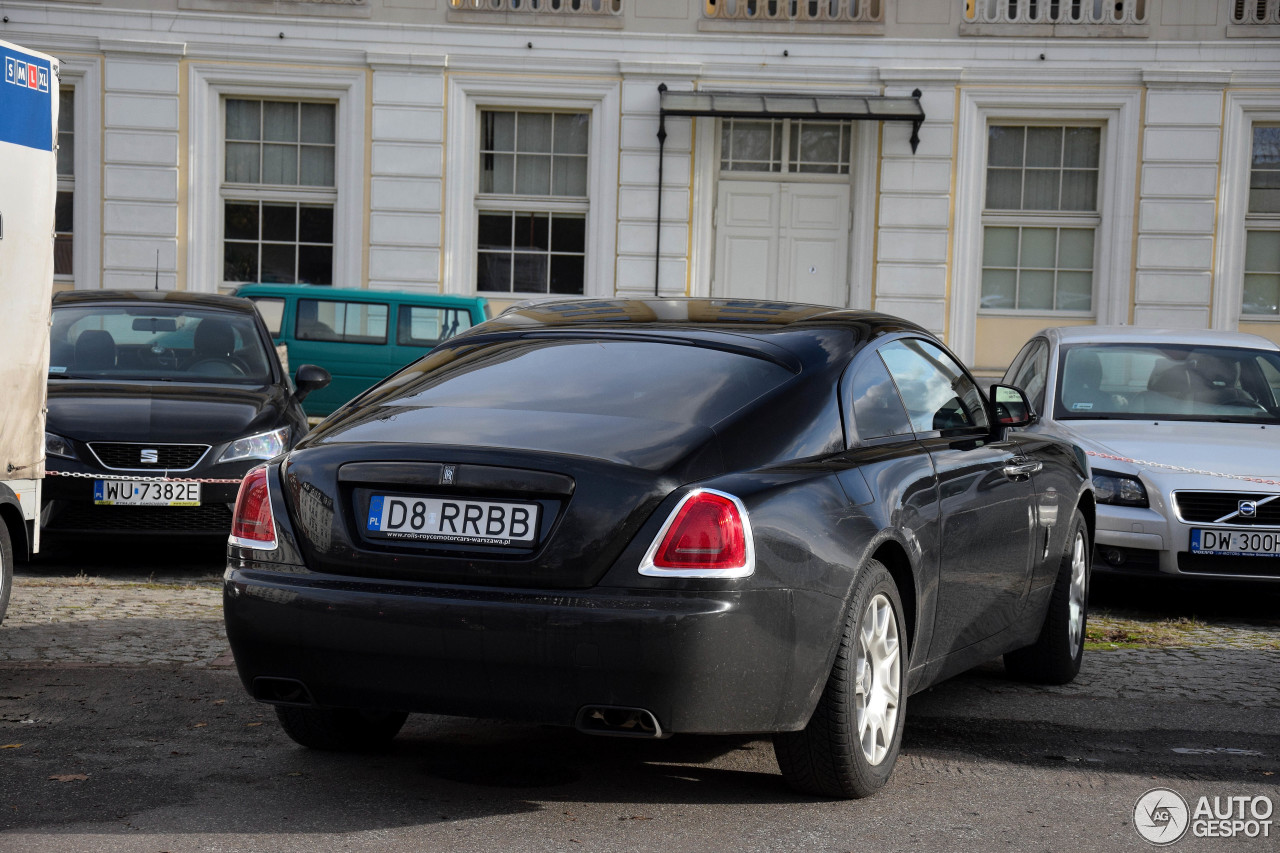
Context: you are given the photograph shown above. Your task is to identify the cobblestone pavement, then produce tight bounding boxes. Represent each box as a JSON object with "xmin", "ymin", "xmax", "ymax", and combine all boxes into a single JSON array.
[
  {"xmin": 1, "ymin": 575, "xmax": 227, "ymax": 667},
  {"xmin": 2, "ymin": 571, "xmax": 1278, "ymax": 853},
  {"xmin": 3, "ymin": 575, "xmax": 1279, "ymax": 713}
]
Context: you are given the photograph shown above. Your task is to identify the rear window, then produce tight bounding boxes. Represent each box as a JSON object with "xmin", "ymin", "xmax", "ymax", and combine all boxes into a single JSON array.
[
  {"xmin": 389, "ymin": 339, "xmax": 794, "ymax": 426},
  {"xmin": 249, "ymin": 297, "xmax": 285, "ymax": 336}
]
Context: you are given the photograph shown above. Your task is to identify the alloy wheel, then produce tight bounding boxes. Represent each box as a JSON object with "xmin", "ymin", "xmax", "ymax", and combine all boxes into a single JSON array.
[
  {"xmin": 854, "ymin": 592, "xmax": 901, "ymax": 766},
  {"xmin": 1067, "ymin": 529, "xmax": 1088, "ymax": 653}
]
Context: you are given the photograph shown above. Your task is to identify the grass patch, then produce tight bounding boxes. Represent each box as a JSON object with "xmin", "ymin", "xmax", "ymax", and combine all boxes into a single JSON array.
[{"xmin": 1085, "ymin": 613, "xmax": 1209, "ymax": 650}]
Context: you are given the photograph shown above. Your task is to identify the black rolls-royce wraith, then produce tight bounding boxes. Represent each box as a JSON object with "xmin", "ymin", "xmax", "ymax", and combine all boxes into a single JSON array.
[{"xmin": 224, "ymin": 298, "xmax": 1093, "ymax": 799}]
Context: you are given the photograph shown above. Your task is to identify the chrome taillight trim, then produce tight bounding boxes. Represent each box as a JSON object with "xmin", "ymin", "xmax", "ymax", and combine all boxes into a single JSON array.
[
  {"xmin": 228, "ymin": 466, "xmax": 278, "ymax": 552},
  {"xmin": 638, "ymin": 487, "xmax": 756, "ymax": 579}
]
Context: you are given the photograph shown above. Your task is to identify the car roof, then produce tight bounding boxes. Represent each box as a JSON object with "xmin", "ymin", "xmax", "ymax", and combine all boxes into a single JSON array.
[
  {"xmin": 485, "ymin": 297, "xmax": 926, "ymax": 337},
  {"xmin": 231, "ymin": 283, "xmax": 487, "ymax": 307},
  {"xmin": 52, "ymin": 289, "xmax": 259, "ymax": 315},
  {"xmin": 1039, "ymin": 325, "xmax": 1280, "ymax": 351}
]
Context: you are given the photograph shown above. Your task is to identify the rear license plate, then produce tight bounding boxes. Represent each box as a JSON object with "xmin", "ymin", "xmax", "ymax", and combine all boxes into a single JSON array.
[
  {"xmin": 365, "ymin": 495, "xmax": 539, "ymax": 546},
  {"xmin": 94, "ymin": 479, "xmax": 201, "ymax": 506},
  {"xmin": 1190, "ymin": 528, "xmax": 1280, "ymax": 557}
]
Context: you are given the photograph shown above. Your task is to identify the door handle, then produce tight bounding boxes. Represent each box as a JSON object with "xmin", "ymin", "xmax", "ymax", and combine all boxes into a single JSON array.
[{"xmin": 1003, "ymin": 458, "xmax": 1042, "ymax": 479}]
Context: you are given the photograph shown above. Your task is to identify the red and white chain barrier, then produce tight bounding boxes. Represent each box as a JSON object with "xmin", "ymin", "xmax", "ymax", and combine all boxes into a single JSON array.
[
  {"xmin": 46, "ymin": 470, "xmax": 245, "ymax": 484},
  {"xmin": 1086, "ymin": 451, "xmax": 1280, "ymax": 488}
]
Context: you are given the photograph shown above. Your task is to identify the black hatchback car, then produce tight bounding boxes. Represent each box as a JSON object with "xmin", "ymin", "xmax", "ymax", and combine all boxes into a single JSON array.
[
  {"xmin": 42, "ymin": 290, "xmax": 329, "ymax": 539},
  {"xmin": 224, "ymin": 298, "xmax": 1092, "ymax": 799}
]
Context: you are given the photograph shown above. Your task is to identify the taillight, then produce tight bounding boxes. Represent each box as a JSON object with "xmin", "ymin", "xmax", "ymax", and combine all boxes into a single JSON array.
[
  {"xmin": 639, "ymin": 489, "xmax": 754, "ymax": 578},
  {"xmin": 230, "ymin": 464, "xmax": 277, "ymax": 550}
]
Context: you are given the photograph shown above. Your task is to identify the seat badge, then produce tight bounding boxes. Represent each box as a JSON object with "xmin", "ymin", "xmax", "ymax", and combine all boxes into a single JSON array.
[
  {"xmin": 1239, "ymin": 500, "xmax": 1257, "ymax": 519},
  {"xmin": 141, "ymin": 448, "xmax": 159, "ymax": 464},
  {"xmin": 441, "ymin": 465, "xmax": 456, "ymax": 486}
]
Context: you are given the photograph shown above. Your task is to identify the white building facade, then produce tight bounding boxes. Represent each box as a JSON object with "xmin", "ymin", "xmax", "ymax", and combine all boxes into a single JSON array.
[{"xmin": 7, "ymin": 0, "xmax": 1280, "ymax": 372}]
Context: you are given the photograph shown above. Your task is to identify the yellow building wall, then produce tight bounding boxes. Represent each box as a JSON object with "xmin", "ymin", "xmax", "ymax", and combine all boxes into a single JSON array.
[{"xmin": 972, "ymin": 316, "xmax": 1095, "ymax": 377}]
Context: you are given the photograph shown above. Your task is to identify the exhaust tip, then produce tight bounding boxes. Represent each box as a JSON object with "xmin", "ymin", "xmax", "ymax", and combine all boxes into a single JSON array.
[
  {"xmin": 252, "ymin": 676, "xmax": 315, "ymax": 706},
  {"xmin": 575, "ymin": 705, "xmax": 667, "ymax": 739}
]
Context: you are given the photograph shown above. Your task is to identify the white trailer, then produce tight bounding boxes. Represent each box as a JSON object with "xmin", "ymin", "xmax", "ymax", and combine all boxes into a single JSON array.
[{"xmin": 0, "ymin": 40, "xmax": 59, "ymax": 623}]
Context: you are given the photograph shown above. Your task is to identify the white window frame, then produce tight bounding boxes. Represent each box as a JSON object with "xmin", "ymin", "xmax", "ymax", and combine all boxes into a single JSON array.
[
  {"xmin": 1215, "ymin": 94, "xmax": 1280, "ymax": 329},
  {"xmin": 55, "ymin": 57, "xmax": 103, "ymax": 290},
  {"xmin": 444, "ymin": 74, "xmax": 619, "ymax": 299},
  {"xmin": 980, "ymin": 123, "xmax": 1102, "ymax": 313},
  {"xmin": 187, "ymin": 63, "xmax": 366, "ymax": 294},
  {"xmin": 951, "ymin": 88, "xmax": 1139, "ymax": 364}
]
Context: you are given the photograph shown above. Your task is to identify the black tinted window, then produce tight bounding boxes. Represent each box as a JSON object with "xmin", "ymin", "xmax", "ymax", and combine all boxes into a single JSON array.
[
  {"xmin": 389, "ymin": 339, "xmax": 793, "ymax": 427},
  {"xmin": 845, "ymin": 354, "xmax": 913, "ymax": 441}
]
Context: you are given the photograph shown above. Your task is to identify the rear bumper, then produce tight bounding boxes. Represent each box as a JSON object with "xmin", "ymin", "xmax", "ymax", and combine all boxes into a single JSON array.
[{"xmin": 223, "ymin": 564, "xmax": 832, "ymax": 735}]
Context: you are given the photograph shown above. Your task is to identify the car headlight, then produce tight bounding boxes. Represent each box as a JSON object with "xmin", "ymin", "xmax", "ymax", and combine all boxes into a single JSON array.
[
  {"xmin": 217, "ymin": 427, "xmax": 290, "ymax": 464},
  {"xmin": 45, "ymin": 432, "xmax": 77, "ymax": 460},
  {"xmin": 1092, "ymin": 468, "xmax": 1148, "ymax": 507}
]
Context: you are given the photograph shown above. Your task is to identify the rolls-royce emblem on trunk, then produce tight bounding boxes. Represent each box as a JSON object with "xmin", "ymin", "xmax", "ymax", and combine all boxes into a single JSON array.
[
  {"xmin": 441, "ymin": 465, "xmax": 456, "ymax": 485},
  {"xmin": 1239, "ymin": 500, "xmax": 1258, "ymax": 518},
  {"xmin": 140, "ymin": 448, "xmax": 159, "ymax": 464}
]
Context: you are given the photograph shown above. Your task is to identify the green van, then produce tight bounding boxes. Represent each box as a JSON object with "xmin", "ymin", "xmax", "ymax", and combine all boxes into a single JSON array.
[{"xmin": 232, "ymin": 284, "xmax": 489, "ymax": 418}]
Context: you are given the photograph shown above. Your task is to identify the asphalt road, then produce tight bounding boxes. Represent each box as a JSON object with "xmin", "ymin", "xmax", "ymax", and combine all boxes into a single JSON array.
[{"xmin": 1, "ymin": 543, "xmax": 1277, "ymax": 852}]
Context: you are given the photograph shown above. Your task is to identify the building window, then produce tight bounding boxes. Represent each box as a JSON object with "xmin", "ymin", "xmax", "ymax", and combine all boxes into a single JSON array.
[
  {"xmin": 222, "ymin": 99, "xmax": 336, "ymax": 285},
  {"xmin": 1244, "ymin": 125, "xmax": 1280, "ymax": 317},
  {"xmin": 980, "ymin": 125, "xmax": 1100, "ymax": 312},
  {"xmin": 476, "ymin": 110, "xmax": 588, "ymax": 295},
  {"xmin": 720, "ymin": 118, "xmax": 852, "ymax": 175},
  {"xmin": 55, "ymin": 87, "xmax": 74, "ymax": 279}
]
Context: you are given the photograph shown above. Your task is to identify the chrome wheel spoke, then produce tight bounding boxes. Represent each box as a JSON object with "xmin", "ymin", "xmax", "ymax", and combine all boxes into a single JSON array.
[
  {"xmin": 1067, "ymin": 531, "xmax": 1087, "ymax": 651},
  {"xmin": 853, "ymin": 592, "xmax": 902, "ymax": 767}
]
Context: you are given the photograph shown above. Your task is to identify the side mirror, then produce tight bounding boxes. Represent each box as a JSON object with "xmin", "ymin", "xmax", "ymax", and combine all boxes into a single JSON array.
[
  {"xmin": 989, "ymin": 383, "xmax": 1036, "ymax": 429},
  {"xmin": 293, "ymin": 363, "xmax": 331, "ymax": 402}
]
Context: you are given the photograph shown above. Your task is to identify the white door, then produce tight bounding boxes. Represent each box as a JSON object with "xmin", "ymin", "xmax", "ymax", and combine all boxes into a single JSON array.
[{"xmin": 713, "ymin": 180, "xmax": 851, "ymax": 306}]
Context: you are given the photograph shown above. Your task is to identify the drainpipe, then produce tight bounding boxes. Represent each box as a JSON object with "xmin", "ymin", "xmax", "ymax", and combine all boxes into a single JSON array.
[{"xmin": 655, "ymin": 83, "xmax": 667, "ymax": 298}]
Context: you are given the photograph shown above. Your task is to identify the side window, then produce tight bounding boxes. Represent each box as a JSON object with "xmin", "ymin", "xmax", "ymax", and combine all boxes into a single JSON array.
[
  {"xmin": 1257, "ymin": 356, "xmax": 1280, "ymax": 405},
  {"xmin": 880, "ymin": 338, "xmax": 990, "ymax": 433},
  {"xmin": 396, "ymin": 306, "xmax": 476, "ymax": 347},
  {"xmin": 296, "ymin": 299, "xmax": 388, "ymax": 344},
  {"xmin": 249, "ymin": 297, "xmax": 285, "ymax": 336},
  {"xmin": 1010, "ymin": 339, "xmax": 1049, "ymax": 415},
  {"xmin": 842, "ymin": 354, "xmax": 914, "ymax": 443}
]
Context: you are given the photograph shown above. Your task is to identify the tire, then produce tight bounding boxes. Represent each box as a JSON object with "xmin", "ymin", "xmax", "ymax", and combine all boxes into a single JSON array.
[
  {"xmin": 774, "ymin": 560, "xmax": 907, "ymax": 799},
  {"xmin": 0, "ymin": 521, "xmax": 11, "ymax": 625},
  {"xmin": 1004, "ymin": 509, "xmax": 1090, "ymax": 685},
  {"xmin": 274, "ymin": 705, "xmax": 408, "ymax": 751}
]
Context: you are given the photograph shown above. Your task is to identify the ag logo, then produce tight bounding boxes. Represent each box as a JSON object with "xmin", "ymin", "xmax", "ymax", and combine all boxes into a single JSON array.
[
  {"xmin": 1134, "ymin": 788, "xmax": 1189, "ymax": 845},
  {"xmin": 140, "ymin": 448, "xmax": 159, "ymax": 464}
]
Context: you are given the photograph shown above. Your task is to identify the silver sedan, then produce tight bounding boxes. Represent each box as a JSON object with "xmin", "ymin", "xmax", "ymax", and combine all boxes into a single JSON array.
[{"xmin": 1003, "ymin": 326, "xmax": 1280, "ymax": 582}]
